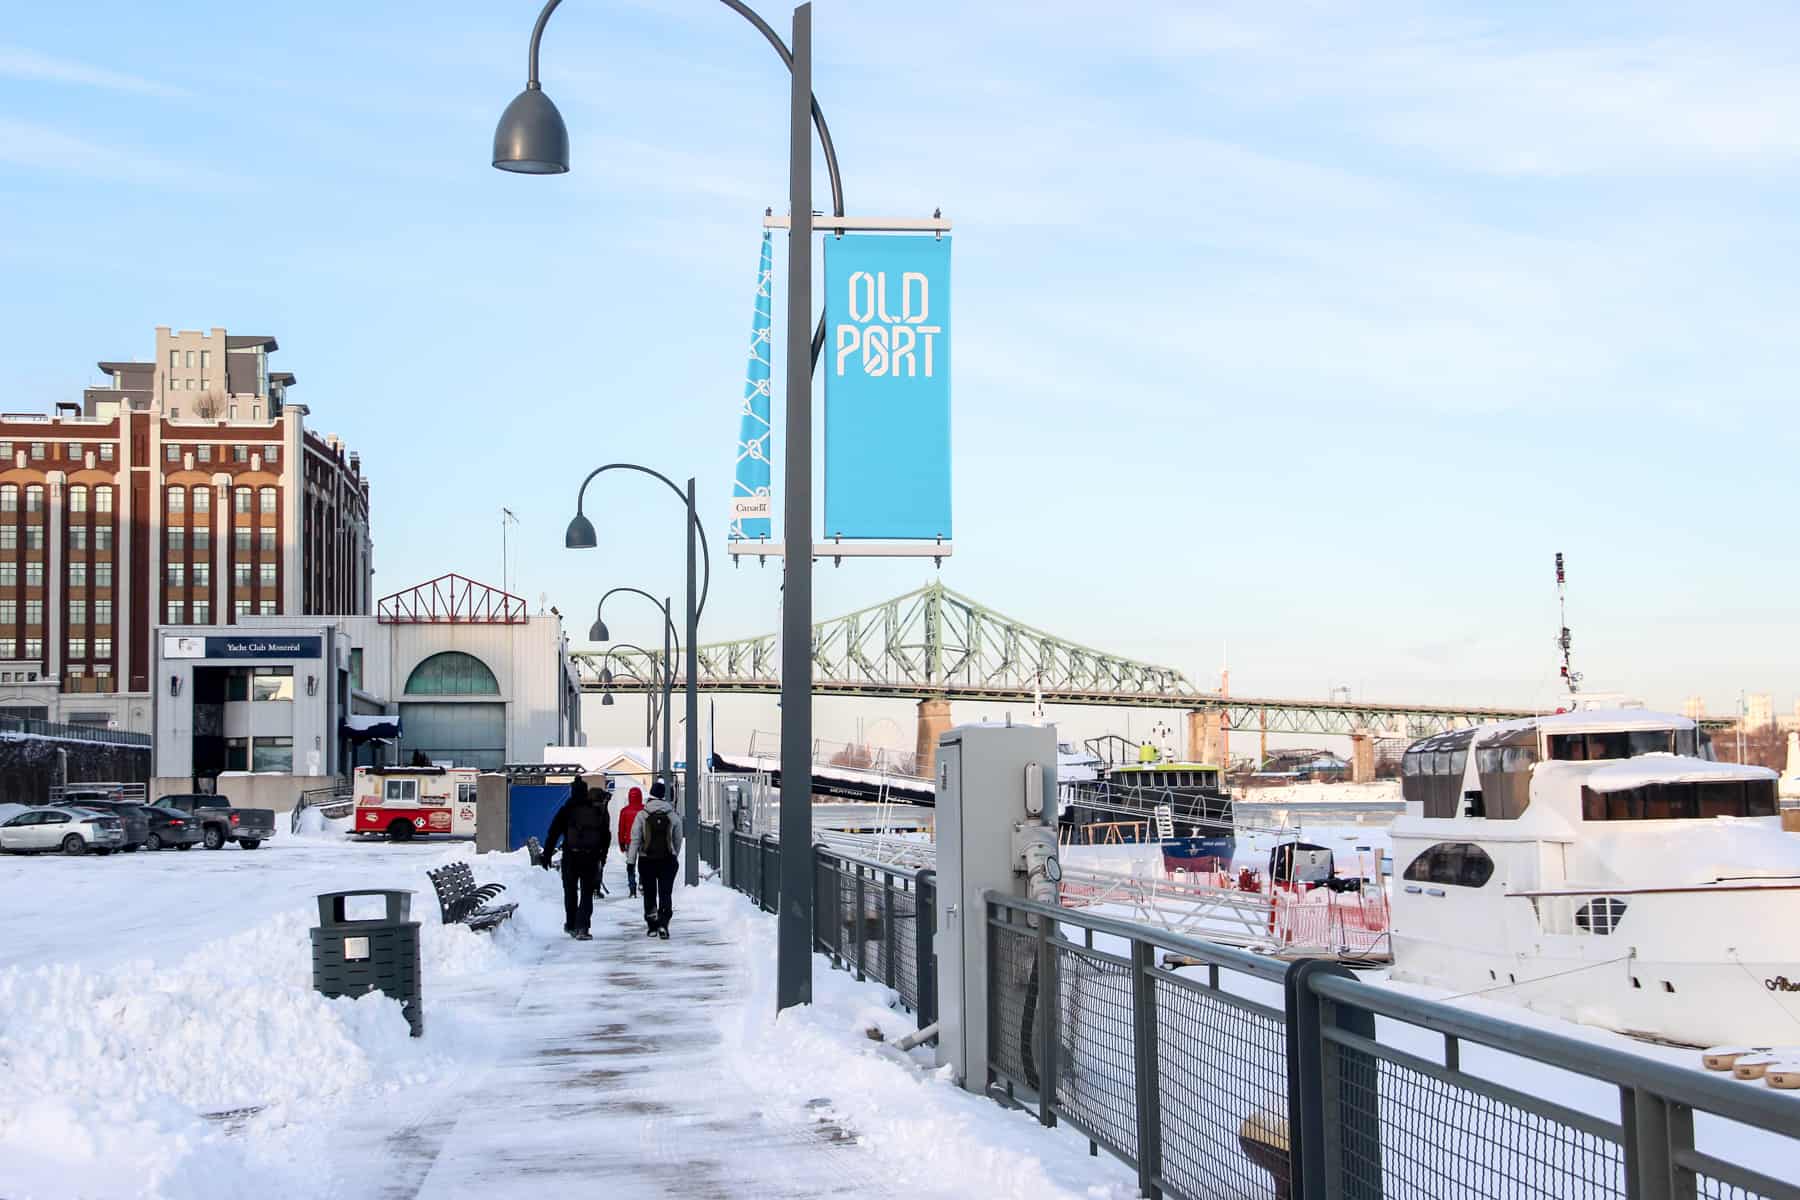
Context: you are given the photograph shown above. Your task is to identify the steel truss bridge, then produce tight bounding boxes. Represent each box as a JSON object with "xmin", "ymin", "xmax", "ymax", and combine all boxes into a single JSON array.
[{"xmin": 571, "ymin": 582, "xmax": 1554, "ymax": 738}]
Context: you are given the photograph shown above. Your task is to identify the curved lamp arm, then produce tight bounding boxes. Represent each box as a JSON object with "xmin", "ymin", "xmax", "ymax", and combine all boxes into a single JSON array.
[
  {"xmin": 571, "ymin": 463, "xmax": 710, "ymax": 621},
  {"xmin": 519, "ymin": 0, "xmax": 846, "ymax": 363},
  {"xmin": 596, "ymin": 586, "xmax": 680, "ymax": 656}
]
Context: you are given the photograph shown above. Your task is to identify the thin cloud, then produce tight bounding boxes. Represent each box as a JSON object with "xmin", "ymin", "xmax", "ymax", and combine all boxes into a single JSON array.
[
  {"xmin": 0, "ymin": 118, "xmax": 237, "ymax": 188},
  {"xmin": 0, "ymin": 46, "xmax": 186, "ymax": 97}
]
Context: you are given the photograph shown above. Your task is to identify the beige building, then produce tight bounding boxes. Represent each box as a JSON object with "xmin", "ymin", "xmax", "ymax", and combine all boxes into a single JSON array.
[
  {"xmin": 1745, "ymin": 693, "xmax": 1775, "ymax": 732},
  {"xmin": 1681, "ymin": 695, "xmax": 1706, "ymax": 721}
]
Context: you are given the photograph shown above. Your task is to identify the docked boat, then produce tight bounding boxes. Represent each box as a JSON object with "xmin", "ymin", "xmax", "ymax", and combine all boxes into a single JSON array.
[
  {"xmin": 1389, "ymin": 707, "xmax": 1798, "ymax": 1047},
  {"xmin": 1060, "ymin": 750, "xmax": 1237, "ymax": 871}
]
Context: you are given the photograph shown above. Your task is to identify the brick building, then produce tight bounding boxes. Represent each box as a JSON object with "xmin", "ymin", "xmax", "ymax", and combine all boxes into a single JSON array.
[{"xmin": 0, "ymin": 326, "xmax": 371, "ymax": 731}]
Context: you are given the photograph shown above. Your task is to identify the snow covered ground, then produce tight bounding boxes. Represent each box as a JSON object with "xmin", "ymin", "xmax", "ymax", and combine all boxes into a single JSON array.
[{"xmin": 0, "ymin": 832, "xmax": 1136, "ymax": 1200}]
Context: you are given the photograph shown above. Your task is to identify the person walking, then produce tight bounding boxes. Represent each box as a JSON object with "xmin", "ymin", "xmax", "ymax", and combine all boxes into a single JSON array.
[
  {"xmin": 628, "ymin": 779, "xmax": 682, "ymax": 939},
  {"xmin": 617, "ymin": 785, "xmax": 646, "ymax": 898},
  {"xmin": 543, "ymin": 776, "xmax": 611, "ymax": 940}
]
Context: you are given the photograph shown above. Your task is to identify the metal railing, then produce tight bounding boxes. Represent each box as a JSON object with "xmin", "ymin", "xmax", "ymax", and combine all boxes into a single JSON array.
[
  {"xmin": 47, "ymin": 781, "xmax": 148, "ymax": 802},
  {"xmin": 703, "ymin": 823, "xmax": 935, "ymax": 1029},
  {"xmin": 986, "ymin": 890, "xmax": 1800, "ymax": 1200},
  {"xmin": 0, "ymin": 717, "xmax": 152, "ymax": 747},
  {"xmin": 289, "ymin": 780, "xmax": 355, "ymax": 834}
]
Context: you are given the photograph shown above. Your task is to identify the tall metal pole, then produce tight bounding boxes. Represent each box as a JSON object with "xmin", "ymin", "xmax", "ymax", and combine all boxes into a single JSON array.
[
  {"xmin": 663, "ymin": 597, "xmax": 675, "ymax": 790},
  {"xmin": 777, "ymin": 1, "xmax": 815, "ymax": 1011},
  {"xmin": 684, "ymin": 476, "xmax": 701, "ymax": 886}
]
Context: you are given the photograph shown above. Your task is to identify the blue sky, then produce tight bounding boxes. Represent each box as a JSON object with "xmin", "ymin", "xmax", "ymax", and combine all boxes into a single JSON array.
[{"xmin": 2, "ymin": 0, "xmax": 1797, "ymax": 740}]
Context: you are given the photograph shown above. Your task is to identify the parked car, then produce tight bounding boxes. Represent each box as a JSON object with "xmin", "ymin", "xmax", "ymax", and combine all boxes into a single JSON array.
[
  {"xmin": 141, "ymin": 805, "xmax": 202, "ymax": 851},
  {"xmin": 0, "ymin": 807, "xmax": 126, "ymax": 855},
  {"xmin": 151, "ymin": 794, "xmax": 277, "ymax": 850},
  {"xmin": 53, "ymin": 797, "xmax": 150, "ymax": 852}
]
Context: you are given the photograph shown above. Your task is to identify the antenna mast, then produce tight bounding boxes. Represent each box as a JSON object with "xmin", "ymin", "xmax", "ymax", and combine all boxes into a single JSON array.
[
  {"xmin": 501, "ymin": 507, "xmax": 520, "ymax": 594},
  {"xmin": 1555, "ymin": 552, "xmax": 1582, "ymax": 694}
]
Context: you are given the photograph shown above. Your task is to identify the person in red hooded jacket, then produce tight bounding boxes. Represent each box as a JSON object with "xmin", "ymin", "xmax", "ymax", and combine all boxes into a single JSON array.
[{"xmin": 617, "ymin": 786, "xmax": 646, "ymax": 898}]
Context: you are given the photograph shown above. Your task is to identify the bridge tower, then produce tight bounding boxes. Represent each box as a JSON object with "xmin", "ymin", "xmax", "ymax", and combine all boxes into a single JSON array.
[
  {"xmin": 915, "ymin": 696, "xmax": 952, "ymax": 774},
  {"xmin": 1349, "ymin": 732, "xmax": 1375, "ymax": 783}
]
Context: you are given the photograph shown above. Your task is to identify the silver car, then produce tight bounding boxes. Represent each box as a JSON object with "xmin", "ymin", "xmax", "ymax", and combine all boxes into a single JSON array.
[{"xmin": 0, "ymin": 806, "xmax": 126, "ymax": 856}]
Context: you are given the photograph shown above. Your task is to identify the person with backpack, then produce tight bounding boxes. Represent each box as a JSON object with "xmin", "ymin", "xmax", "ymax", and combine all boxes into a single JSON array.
[
  {"xmin": 628, "ymin": 778, "xmax": 682, "ymax": 938},
  {"xmin": 543, "ymin": 776, "xmax": 611, "ymax": 940},
  {"xmin": 617, "ymin": 785, "xmax": 646, "ymax": 898}
]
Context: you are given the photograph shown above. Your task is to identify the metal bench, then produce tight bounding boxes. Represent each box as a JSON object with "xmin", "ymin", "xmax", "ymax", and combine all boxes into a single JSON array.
[{"xmin": 427, "ymin": 862, "xmax": 517, "ymax": 931}]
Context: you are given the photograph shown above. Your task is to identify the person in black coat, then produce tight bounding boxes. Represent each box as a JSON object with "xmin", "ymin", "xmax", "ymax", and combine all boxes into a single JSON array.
[{"xmin": 543, "ymin": 776, "xmax": 611, "ymax": 939}]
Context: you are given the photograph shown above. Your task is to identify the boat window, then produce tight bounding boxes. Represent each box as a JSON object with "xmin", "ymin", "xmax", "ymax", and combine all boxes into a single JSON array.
[
  {"xmin": 1548, "ymin": 730, "xmax": 1676, "ymax": 761},
  {"xmin": 1449, "ymin": 749, "xmax": 1468, "ymax": 778},
  {"xmin": 1402, "ymin": 842, "xmax": 1494, "ymax": 888},
  {"xmin": 1581, "ymin": 779, "xmax": 1778, "ymax": 821},
  {"xmin": 1402, "ymin": 752, "xmax": 1420, "ymax": 777},
  {"xmin": 1575, "ymin": 897, "xmax": 1627, "ymax": 935}
]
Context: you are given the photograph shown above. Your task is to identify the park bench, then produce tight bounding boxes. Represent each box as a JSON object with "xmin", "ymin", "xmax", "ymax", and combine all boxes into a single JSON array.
[{"xmin": 427, "ymin": 861, "xmax": 517, "ymax": 931}]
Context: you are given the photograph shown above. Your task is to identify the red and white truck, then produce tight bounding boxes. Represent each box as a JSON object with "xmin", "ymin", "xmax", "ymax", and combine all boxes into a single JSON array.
[{"xmin": 352, "ymin": 765, "xmax": 481, "ymax": 841}]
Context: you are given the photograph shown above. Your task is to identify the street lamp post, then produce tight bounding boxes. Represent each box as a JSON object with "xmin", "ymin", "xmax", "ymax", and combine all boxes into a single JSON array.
[
  {"xmin": 496, "ymin": 0, "xmax": 845, "ymax": 1010},
  {"xmin": 592, "ymin": 588, "xmax": 679, "ymax": 792},
  {"xmin": 564, "ymin": 464, "xmax": 709, "ymax": 887},
  {"xmin": 596, "ymin": 640, "xmax": 670, "ymax": 776}
]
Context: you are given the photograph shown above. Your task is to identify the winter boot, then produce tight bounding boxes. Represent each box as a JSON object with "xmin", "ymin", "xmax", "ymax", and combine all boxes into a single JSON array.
[
  {"xmin": 657, "ymin": 926, "xmax": 670, "ymax": 940},
  {"xmin": 645, "ymin": 921, "xmax": 659, "ymax": 937},
  {"xmin": 575, "ymin": 929, "xmax": 593, "ymax": 941}
]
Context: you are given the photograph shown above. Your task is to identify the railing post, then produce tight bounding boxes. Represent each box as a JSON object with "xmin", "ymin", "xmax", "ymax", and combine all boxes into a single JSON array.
[
  {"xmin": 883, "ymin": 872, "xmax": 899, "ymax": 993},
  {"xmin": 854, "ymin": 867, "xmax": 867, "ymax": 982},
  {"xmin": 1622, "ymin": 1086, "xmax": 1694, "ymax": 1200},
  {"xmin": 916, "ymin": 870, "xmax": 935, "ymax": 1027},
  {"xmin": 1035, "ymin": 911, "xmax": 1060, "ymax": 1129},
  {"xmin": 1288, "ymin": 960, "xmax": 1382, "ymax": 1200},
  {"xmin": 1129, "ymin": 938, "xmax": 1162, "ymax": 1199}
]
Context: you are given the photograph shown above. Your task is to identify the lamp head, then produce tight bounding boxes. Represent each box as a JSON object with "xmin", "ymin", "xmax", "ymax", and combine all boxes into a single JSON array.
[
  {"xmin": 599, "ymin": 666, "xmax": 614, "ymax": 685},
  {"xmin": 564, "ymin": 510, "xmax": 596, "ymax": 550},
  {"xmin": 600, "ymin": 691, "xmax": 614, "ymax": 707},
  {"xmin": 589, "ymin": 615, "xmax": 610, "ymax": 642},
  {"xmin": 492, "ymin": 84, "xmax": 570, "ymax": 174}
]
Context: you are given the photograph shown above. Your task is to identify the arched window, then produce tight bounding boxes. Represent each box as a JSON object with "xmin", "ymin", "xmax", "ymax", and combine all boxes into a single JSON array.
[
  {"xmin": 404, "ymin": 652, "xmax": 500, "ymax": 696},
  {"xmin": 166, "ymin": 485, "xmax": 185, "ymax": 514},
  {"xmin": 0, "ymin": 485, "xmax": 16, "ymax": 513}
]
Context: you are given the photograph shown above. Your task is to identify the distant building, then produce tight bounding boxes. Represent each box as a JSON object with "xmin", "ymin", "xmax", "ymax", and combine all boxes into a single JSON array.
[
  {"xmin": 1681, "ymin": 695, "xmax": 1706, "ymax": 721},
  {"xmin": 0, "ymin": 326, "xmax": 370, "ymax": 732},
  {"xmin": 1745, "ymin": 693, "xmax": 1774, "ymax": 732}
]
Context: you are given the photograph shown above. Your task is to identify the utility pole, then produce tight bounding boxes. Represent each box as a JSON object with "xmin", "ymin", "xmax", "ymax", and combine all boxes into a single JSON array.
[{"xmin": 501, "ymin": 507, "xmax": 519, "ymax": 593}]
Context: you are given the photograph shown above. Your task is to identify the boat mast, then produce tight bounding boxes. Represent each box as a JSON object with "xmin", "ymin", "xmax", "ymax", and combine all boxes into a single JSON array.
[{"xmin": 1555, "ymin": 552, "xmax": 1582, "ymax": 695}]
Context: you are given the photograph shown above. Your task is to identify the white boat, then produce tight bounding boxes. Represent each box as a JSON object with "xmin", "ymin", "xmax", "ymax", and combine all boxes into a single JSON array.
[{"xmin": 1389, "ymin": 707, "xmax": 1799, "ymax": 1047}]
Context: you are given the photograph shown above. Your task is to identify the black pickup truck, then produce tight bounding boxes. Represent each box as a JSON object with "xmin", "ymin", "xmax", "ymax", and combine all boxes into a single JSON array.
[{"xmin": 152, "ymin": 794, "xmax": 278, "ymax": 850}]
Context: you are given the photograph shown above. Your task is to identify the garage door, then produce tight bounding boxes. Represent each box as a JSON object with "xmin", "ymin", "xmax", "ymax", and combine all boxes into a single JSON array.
[{"xmin": 398, "ymin": 702, "xmax": 505, "ymax": 770}]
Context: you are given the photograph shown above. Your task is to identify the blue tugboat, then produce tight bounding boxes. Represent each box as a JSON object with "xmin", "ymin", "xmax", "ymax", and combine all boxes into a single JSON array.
[{"xmin": 1060, "ymin": 745, "xmax": 1237, "ymax": 870}]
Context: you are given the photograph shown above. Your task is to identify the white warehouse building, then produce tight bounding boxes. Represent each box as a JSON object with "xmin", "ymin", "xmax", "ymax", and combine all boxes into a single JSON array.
[{"xmin": 151, "ymin": 574, "xmax": 581, "ymax": 808}]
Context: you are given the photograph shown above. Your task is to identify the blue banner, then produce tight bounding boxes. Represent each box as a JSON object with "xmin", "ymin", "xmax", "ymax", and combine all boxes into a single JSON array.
[
  {"xmin": 824, "ymin": 234, "xmax": 952, "ymax": 540},
  {"xmin": 729, "ymin": 233, "xmax": 774, "ymax": 540}
]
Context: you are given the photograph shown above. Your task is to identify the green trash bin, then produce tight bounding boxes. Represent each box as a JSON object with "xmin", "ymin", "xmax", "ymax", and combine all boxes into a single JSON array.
[{"xmin": 310, "ymin": 889, "xmax": 422, "ymax": 1037}]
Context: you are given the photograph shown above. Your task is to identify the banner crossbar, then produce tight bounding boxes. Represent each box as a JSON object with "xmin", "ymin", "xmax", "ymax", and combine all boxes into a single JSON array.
[{"xmin": 765, "ymin": 214, "xmax": 951, "ymax": 233}]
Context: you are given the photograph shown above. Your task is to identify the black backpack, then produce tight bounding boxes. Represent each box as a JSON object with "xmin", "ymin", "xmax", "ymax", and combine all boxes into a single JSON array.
[
  {"xmin": 567, "ymin": 799, "xmax": 611, "ymax": 854},
  {"xmin": 643, "ymin": 809, "xmax": 674, "ymax": 859}
]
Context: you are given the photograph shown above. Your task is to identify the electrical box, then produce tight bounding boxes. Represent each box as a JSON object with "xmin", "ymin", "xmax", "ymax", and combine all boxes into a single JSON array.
[{"xmin": 934, "ymin": 722, "xmax": 1060, "ymax": 1090}]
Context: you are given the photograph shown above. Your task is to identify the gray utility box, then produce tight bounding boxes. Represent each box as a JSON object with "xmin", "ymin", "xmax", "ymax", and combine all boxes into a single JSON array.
[
  {"xmin": 934, "ymin": 722, "xmax": 1060, "ymax": 1090},
  {"xmin": 310, "ymin": 889, "xmax": 423, "ymax": 1037},
  {"xmin": 474, "ymin": 772, "xmax": 510, "ymax": 854}
]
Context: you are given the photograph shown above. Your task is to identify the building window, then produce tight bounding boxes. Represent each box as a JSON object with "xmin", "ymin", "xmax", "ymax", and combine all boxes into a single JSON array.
[
  {"xmin": 194, "ymin": 562, "xmax": 210, "ymax": 588},
  {"xmin": 24, "ymin": 599, "xmax": 42, "ymax": 627},
  {"xmin": 100, "ymin": 444, "xmax": 114, "ymax": 463},
  {"xmin": 0, "ymin": 564, "xmax": 11, "ymax": 587},
  {"xmin": 24, "ymin": 561, "xmax": 42, "ymax": 587},
  {"xmin": 68, "ymin": 600, "xmax": 85, "ymax": 625},
  {"xmin": 266, "ymin": 445, "xmax": 279, "ymax": 464},
  {"xmin": 29, "ymin": 442, "xmax": 44, "ymax": 461},
  {"xmin": 68, "ymin": 637, "xmax": 85, "ymax": 659},
  {"xmin": 230, "ymin": 406, "xmax": 239, "ymax": 421},
  {"xmin": 167, "ymin": 564, "xmax": 185, "ymax": 588},
  {"xmin": 95, "ymin": 488, "xmax": 112, "ymax": 514},
  {"xmin": 24, "ymin": 638, "xmax": 42, "ymax": 661},
  {"xmin": 349, "ymin": 647, "xmax": 364, "ymax": 691},
  {"xmin": 234, "ymin": 529, "xmax": 250, "ymax": 554},
  {"xmin": 234, "ymin": 600, "xmax": 251, "ymax": 618},
  {"xmin": 68, "ymin": 562, "xmax": 86, "ymax": 588},
  {"xmin": 166, "ymin": 486, "xmax": 185, "ymax": 514},
  {"xmin": 258, "ymin": 563, "xmax": 276, "ymax": 588},
  {"xmin": 0, "ymin": 527, "xmax": 14, "ymax": 551},
  {"xmin": 259, "ymin": 600, "xmax": 277, "ymax": 616},
  {"xmin": 66, "ymin": 442, "xmax": 80, "ymax": 460},
  {"xmin": 95, "ymin": 531, "xmax": 113, "ymax": 557},
  {"xmin": 95, "ymin": 600, "xmax": 112, "ymax": 626},
  {"xmin": 70, "ymin": 527, "xmax": 87, "ymax": 552},
  {"xmin": 193, "ymin": 601, "xmax": 210, "ymax": 624},
  {"xmin": 199, "ymin": 378, "xmax": 208, "ymax": 391},
  {"xmin": 24, "ymin": 528, "xmax": 42, "ymax": 551},
  {"xmin": 169, "ymin": 350, "xmax": 179, "ymax": 369},
  {"xmin": 69, "ymin": 486, "xmax": 87, "ymax": 513},
  {"xmin": 0, "ymin": 485, "xmax": 14, "ymax": 512},
  {"xmin": 24, "ymin": 486, "xmax": 43, "ymax": 514},
  {"xmin": 259, "ymin": 487, "xmax": 277, "ymax": 514},
  {"xmin": 200, "ymin": 350, "xmax": 210, "ymax": 369},
  {"xmin": 65, "ymin": 664, "xmax": 85, "ymax": 678},
  {"xmin": 166, "ymin": 444, "xmax": 180, "ymax": 463},
  {"xmin": 235, "ymin": 488, "xmax": 251, "ymax": 514},
  {"xmin": 0, "ymin": 441, "xmax": 10, "ymax": 459},
  {"xmin": 252, "ymin": 668, "xmax": 294, "ymax": 702},
  {"xmin": 252, "ymin": 736, "xmax": 293, "ymax": 773},
  {"xmin": 231, "ymin": 443, "xmax": 247, "ymax": 462},
  {"xmin": 403, "ymin": 651, "xmax": 501, "ymax": 696},
  {"xmin": 193, "ymin": 487, "xmax": 210, "ymax": 514},
  {"xmin": 95, "ymin": 637, "xmax": 112, "ymax": 658},
  {"xmin": 224, "ymin": 737, "xmax": 249, "ymax": 771},
  {"xmin": 185, "ymin": 350, "xmax": 195, "ymax": 368},
  {"xmin": 0, "ymin": 600, "xmax": 13, "ymax": 624},
  {"xmin": 166, "ymin": 600, "xmax": 185, "ymax": 625},
  {"xmin": 194, "ymin": 527, "xmax": 210, "ymax": 552},
  {"xmin": 259, "ymin": 528, "xmax": 275, "ymax": 553},
  {"xmin": 168, "ymin": 528, "xmax": 185, "ymax": 553},
  {"xmin": 234, "ymin": 563, "xmax": 250, "ymax": 588},
  {"xmin": 196, "ymin": 444, "xmax": 211, "ymax": 463}
]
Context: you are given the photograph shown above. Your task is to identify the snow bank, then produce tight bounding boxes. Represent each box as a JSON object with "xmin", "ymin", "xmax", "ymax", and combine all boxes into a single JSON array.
[
  {"xmin": 698, "ymin": 882, "xmax": 1139, "ymax": 1200},
  {"xmin": 0, "ymin": 844, "xmax": 562, "ymax": 1200}
]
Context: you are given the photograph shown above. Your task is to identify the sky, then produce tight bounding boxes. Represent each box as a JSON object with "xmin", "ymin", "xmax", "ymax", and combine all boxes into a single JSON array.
[{"xmin": 2, "ymin": 0, "xmax": 1797, "ymax": 753}]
